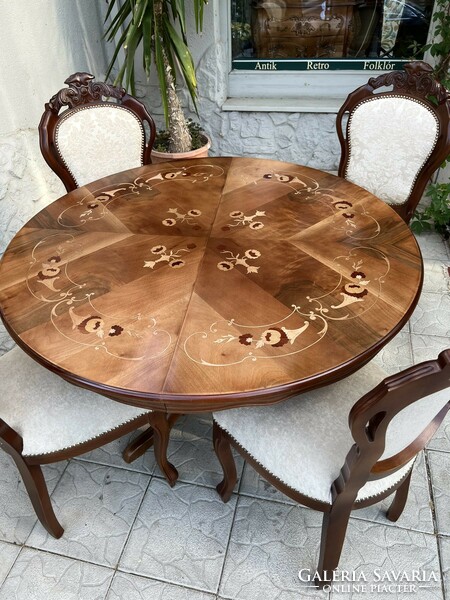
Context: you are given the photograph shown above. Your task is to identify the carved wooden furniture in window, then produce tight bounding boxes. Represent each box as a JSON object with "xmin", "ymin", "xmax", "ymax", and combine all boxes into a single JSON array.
[
  {"xmin": 251, "ymin": 0, "xmax": 368, "ymax": 59},
  {"xmin": 39, "ymin": 72, "xmax": 156, "ymax": 192},
  {"xmin": 0, "ymin": 346, "xmax": 177, "ymax": 538},
  {"xmin": 336, "ymin": 61, "xmax": 450, "ymax": 223},
  {"xmin": 213, "ymin": 349, "xmax": 450, "ymax": 586}
]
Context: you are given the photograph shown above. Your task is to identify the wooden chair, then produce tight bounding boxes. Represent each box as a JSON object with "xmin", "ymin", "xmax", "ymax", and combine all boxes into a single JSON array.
[
  {"xmin": 39, "ymin": 72, "xmax": 156, "ymax": 192},
  {"xmin": 336, "ymin": 61, "xmax": 450, "ymax": 223},
  {"xmin": 0, "ymin": 346, "xmax": 177, "ymax": 538},
  {"xmin": 213, "ymin": 350, "xmax": 450, "ymax": 587}
]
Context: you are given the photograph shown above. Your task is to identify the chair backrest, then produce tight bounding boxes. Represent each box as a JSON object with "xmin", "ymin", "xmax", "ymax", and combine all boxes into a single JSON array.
[
  {"xmin": 39, "ymin": 72, "xmax": 156, "ymax": 192},
  {"xmin": 336, "ymin": 61, "xmax": 450, "ymax": 223},
  {"xmin": 333, "ymin": 349, "xmax": 450, "ymax": 502}
]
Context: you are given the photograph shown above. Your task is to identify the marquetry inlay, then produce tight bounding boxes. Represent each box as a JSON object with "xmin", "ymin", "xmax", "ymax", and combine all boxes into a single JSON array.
[{"xmin": 0, "ymin": 157, "xmax": 422, "ymax": 411}]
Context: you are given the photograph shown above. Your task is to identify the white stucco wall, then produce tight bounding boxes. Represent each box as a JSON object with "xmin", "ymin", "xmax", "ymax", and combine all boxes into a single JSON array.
[{"xmin": 0, "ymin": 0, "xmax": 109, "ymax": 353}]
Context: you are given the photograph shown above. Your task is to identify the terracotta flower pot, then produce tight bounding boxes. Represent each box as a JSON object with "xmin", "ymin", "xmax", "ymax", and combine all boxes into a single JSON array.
[{"xmin": 151, "ymin": 134, "xmax": 211, "ymax": 164}]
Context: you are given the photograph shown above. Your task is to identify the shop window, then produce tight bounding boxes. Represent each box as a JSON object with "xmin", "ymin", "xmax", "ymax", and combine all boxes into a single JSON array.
[{"xmin": 225, "ymin": 0, "xmax": 436, "ymax": 108}]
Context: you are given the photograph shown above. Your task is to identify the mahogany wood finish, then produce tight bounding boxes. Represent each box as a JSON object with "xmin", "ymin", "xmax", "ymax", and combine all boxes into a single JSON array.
[
  {"xmin": 123, "ymin": 413, "xmax": 181, "ymax": 465},
  {"xmin": 213, "ymin": 349, "xmax": 450, "ymax": 587},
  {"xmin": 0, "ymin": 411, "xmax": 177, "ymax": 537},
  {"xmin": 336, "ymin": 61, "xmax": 450, "ymax": 223},
  {"xmin": 0, "ymin": 157, "xmax": 423, "ymax": 414},
  {"xmin": 39, "ymin": 72, "xmax": 156, "ymax": 192}
]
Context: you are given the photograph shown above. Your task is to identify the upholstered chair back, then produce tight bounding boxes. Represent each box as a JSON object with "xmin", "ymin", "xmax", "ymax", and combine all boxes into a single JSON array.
[
  {"xmin": 54, "ymin": 105, "xmax": 144, "ymax": 188},
  {"xmin": 336, "ymin": 62, "xmax": 450, "ymax": 223},
  {"xmin": 39, "ymin": 72, "xmax": 156, "ymax": 192},
  {"xmin": 345, "ymin": 97, "xmax": 438, "ymax": 205},
  {"xmin": 341, "ymin": 349, "xmax": 450, "ymax": 501}
]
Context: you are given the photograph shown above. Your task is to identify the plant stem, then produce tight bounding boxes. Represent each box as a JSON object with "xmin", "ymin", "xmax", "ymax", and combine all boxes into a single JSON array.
[{"xmin": 154, "ymin": 0, "xmax": 192, "ymax": 153}]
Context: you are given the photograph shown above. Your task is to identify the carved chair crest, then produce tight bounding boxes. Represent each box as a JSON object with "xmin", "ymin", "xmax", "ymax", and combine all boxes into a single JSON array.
[
  {"xmin": 48, "ymin": 72, "xmax": 126, "ymax": 113},
  {"xmin": 366, "ymin": 61, "xmax": 450, "ymax": 105},
  {"xmin": 39, "ymin": 72, "xmax": 156, "ymax": 192}
]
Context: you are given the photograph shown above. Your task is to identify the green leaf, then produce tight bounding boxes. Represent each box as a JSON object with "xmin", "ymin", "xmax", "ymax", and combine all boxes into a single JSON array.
[
  {"xmin": 142, "ymin": 5, "xmax": 153, "ymax": 78},
  {"xmin": 104, "ymin": 0, "xmax": 118, "ymax": 24},
  {"xmin": 104, "ymin": 1, "xmax": 131, "ymax": 41},
  {"xmin": 194, "ymin": 0, "xmax": 207, "ymax": 32},
  {"xmin": 173, "ymin": 0, "xmax": 187, "ymax": 37},
  {"xmin": 105, "ymin": 28, "xmax": 128, "ymax": 81},
  {"xmin": 104, "ymin": 0, "xmax": 208, "ymax": 129}
]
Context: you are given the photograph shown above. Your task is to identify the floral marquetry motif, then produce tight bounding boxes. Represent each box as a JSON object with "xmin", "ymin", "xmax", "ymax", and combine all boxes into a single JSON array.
[{"xmin": 0, "ymin": 157, "xmax": 422, "ymax": 412}]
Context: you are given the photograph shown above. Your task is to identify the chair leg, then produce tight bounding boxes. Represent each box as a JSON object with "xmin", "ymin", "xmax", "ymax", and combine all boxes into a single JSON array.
[
  {"xmin": 386, "ymin": 470, "xmax": 412, "ymax": 522},
  {"xmin": 213, "ymin": 421, "xmax": 237, "ymax": 503},
  {"xmin": 149, "ymin": 412, "xmax": 179, "ymax": 487},
  {"xmin": 14, "ymin": 458, "xmax": 63, "ymax": 538},
  {"xmin": 315, "ymin": 503, "xmax": 352, "ymax": 588}
]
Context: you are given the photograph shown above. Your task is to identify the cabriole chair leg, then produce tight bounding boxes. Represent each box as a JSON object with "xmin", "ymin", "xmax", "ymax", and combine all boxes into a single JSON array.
[
  {"xmin": 386, "ymin": 469, "xmax": 413, "ymax": 522},
  {"xmin": 15, "ymin": 458, "xmax": 64, "ymax": 538},
  {"xmin": 213, "ymin": 421, "xmax": 237, "ymax": 503}
]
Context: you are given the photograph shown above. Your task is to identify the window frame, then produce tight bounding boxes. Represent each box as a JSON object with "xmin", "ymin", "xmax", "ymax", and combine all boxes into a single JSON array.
[{"xmin": 222, "ymin": 0, "xmax": 437, "ymax": 112}]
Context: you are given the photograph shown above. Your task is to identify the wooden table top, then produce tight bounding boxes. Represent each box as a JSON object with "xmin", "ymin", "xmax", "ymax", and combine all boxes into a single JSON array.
[{"xmin": 0, "ymin": 157, "xmax": 423, "ymax": 411}]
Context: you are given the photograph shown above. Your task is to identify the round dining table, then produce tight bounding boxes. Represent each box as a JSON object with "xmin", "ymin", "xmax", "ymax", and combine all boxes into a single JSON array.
[{"xmin": 0, "ymin": 157, "xmax": 423, "ymax": 417}]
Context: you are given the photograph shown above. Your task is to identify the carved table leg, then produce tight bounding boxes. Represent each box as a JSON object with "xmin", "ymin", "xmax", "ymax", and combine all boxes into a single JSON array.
[
  {"xmin": 150, "ymin": 412, "xmax": 180, "ymax": 487},
  {"xmin": 123, "ymin": 427, "xmax": 154, "ymax": 464},
  {"xmin": 122, "ymin": 413, "xmax": 182, "ymax": 464}
]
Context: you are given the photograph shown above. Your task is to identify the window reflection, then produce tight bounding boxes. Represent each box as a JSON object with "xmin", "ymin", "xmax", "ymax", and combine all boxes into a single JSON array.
[{"xmin": 231, "ymin": 0, "xmax": 433, "ymax": 64}]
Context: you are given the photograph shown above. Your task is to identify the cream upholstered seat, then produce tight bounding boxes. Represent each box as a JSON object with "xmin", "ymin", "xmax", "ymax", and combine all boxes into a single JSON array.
[
  {"xmin": 214, "ymin": 361, "xmax": 422, "ymax": 504},
  {"xmin": 39, "ymin": 72, "xmax": 156, "ymax": 192},
  {"xmin": 1, "ymin": 346, "xmax": 149, "ymax": 457},
  {"xmin": 213, "ymin": 350, "xmax": 450, "ymax": 586},
  {"xmin": 336, "ymin": 61, "xmax": 450, "ymax": 224},
  {"xmin": 0, "ymin": 346, "xmax": 176, "ymax": 539}
]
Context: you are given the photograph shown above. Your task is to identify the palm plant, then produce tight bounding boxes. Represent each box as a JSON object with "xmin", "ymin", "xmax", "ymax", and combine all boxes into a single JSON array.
[{"xmin": 104, "ymin": 0, "xmax": 208, "ymax": 153}]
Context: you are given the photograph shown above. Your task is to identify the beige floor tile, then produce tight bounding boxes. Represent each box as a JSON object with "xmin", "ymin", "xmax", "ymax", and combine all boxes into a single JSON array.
[
  {"xmin": 427, "ymin": 450, "xmax": 450, "ymax": 536},
  {"xmin": 0, "ymin": 547, "xmax": 113, "ymax": 600},
  {"xmin": 438, "ymin": 536, "xmax": 450, "ymax": 600},
  {"xmin": 414, "ymin": 232, "xmax": 449, "ymax": 261},
  {"xmin": 0, "ymin": 541, "xmax": 20, "ymax": 588},
  {"xmin": 108, "ymin": 572, "xmax": 215, "ymax": 600},
  {"xmin": 0, "ymin": 452, "xmax": 66, "ymax": 545},
  {"xmin": 410, "ymin": 293, "xmax": 450, "ymax": 337},
  {"xmin": 162, "ymin": 414, "xmax": 244, "ymax": 489},
  {"xmin": 219, "ymin": 496, "xmax": 326, "ymax": 600},
  {"xmin": 26, "ymin": 461, "xmax": 150, "ymax": 567},
  {"xmin": 353, "ymin": 453, "xmax": 433, "ymax": 534},
  {"xmin": 120, "ymin": 479, "xmax": 237, "ymax": 594}
]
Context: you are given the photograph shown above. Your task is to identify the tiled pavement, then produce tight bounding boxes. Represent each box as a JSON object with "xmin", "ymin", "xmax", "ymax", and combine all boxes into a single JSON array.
[{"xmin": 0, "ymin": 231, "xmax": 449, "ymax": 600}]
